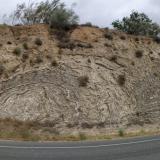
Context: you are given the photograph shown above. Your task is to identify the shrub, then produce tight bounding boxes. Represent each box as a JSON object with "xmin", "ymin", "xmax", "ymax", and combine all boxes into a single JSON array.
[
  {"xmin": 117, "ymin": 75, "xmax": 126, "ymax": 86},
  {"xmin": 150, "ymin": 57, "xmax": 154, "ymax": 61},
  {"xmin": 81, "ymin": 123, "xmax": 94, "ymax": 129},
  {"xmin": 131, "ymin": 61, "xmax": 135, "ymax": 66},
  {"xmin": 0, "ymin": 65, "xmax": 5, "ymax": 75},
  {"xmin": 53, "ymin": 30, "xmax": 69, "ymax": 41},
  {"xmin": 78, "ymin": 76, "xmax": 89, "ymax": 87},
  {"xmin": 135, "ymin": 37, "xmax": 139, "ymax": 42},
  {"xmin": 22, "ymin": 53, "xmax": 29, "ymax": 61},
  {"xmin": 51, "ymin": 60, "xmax": 58, "ymax": 67},
  {"xmin": 35, "ymin": 38, "xmax": 42, "ymax": 46},
  {"xmin": 13, "ymin": 47, "xmax": 21, "ymax": 56},
  {"xmin": 77, "ymin": 43, "xmax": 93, "ymax": 48},
  {"xmin": 11, "ymin": 0, "xmax": 79, "ymax": 29},
  {"xmin": 118, "ymin": 129, "xmax": 124, "ymax": 137},
  {"xmin": 112, "ymin": 11, "xmax": 160, "ymax": 36},
  {"xmin": 135, "ymin": 50, "xmax": 143, "ymax": 58},
  {"xmin": 7, "ymin": 41, "xmax": 12, "ymax": 45},
  {"xmin": 20, "ymin": 129, "xmax": 31, "ymax": 139},
  {"xmin": 23, "ymin": 43, "xmax": 29, "ymax": 50},
  {"xmin": 120, "ymin": 35, "xmax": 126, "ymax": 40},
  {"xmin": 97, "ymin": 122, "xmax": 105, "ymax": 128},
  {"xmin": 104, "ymin": 43, "xmax": 112, "ymax": 47},
  {"xmin": 154, "ymin": 36, "xmax": 160, "ymax": 44},
  {"xmin": 110, "ymin": 55, "xmax": 117, "ymax": 62},
  {"xmin": 35, "ymin": 55, "xmax": 43, "ymax": 63},
  {"xmin": 46, "ymin": 54, "xmax": 52, "ymax": 59},
  {"xmin": 49, "ymin": 4, "xmax": 79, "ymax": 30},
  {"xmin": 104, "ymin": 33, "xmax": 113, "ymax": 40},
  {"xmin": 58, "ymin": 42, "xmax": 76, "ymax": 50},
  {"xmin": 88, "ymin": 59, "xmax": 91, "ymax": 63},
  {"xmin": 81, "ymin": 22, "xmax": 93, "ymax": 27},
  {"xmin": 79, "ymin": 133, "xmax": 87, "ymax": 140}
]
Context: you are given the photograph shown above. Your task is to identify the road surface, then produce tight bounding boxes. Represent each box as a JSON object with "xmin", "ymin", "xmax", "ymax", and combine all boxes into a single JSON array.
[{"xmin": 0, "ymin": 135, "xmax": 160, "ymax": 160}]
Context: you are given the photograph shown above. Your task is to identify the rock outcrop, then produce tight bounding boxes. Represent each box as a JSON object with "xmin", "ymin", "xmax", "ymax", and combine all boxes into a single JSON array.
[{"xmin": 0, "ymin": 24, "xmax": 160, "ymax": 135}]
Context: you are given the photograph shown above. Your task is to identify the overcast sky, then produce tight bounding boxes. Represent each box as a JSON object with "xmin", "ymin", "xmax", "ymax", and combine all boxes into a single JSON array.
[{"xmin": 0, "ymin": 0, "xmax": 160, "ymax": 27}]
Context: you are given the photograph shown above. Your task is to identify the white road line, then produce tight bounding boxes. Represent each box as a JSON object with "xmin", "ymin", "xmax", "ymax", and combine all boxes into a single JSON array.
[{"xmin": 0, "ymin": 138, "xmax": 159, "ymax": 149}]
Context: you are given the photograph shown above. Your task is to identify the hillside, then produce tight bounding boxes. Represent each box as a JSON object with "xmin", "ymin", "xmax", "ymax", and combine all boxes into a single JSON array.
[{"xmin": 0, "ymin": 24, "xmax": 160, "ymax": 139}]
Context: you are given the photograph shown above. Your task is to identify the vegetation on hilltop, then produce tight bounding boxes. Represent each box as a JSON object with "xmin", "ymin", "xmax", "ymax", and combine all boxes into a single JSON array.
[
  {"xmin": 11, "ymin": 0, "xmax": 79, "ymax": 29},
  {"xmin": 112, "ymin": 11, "xmax": 160, "ymax": 36}
]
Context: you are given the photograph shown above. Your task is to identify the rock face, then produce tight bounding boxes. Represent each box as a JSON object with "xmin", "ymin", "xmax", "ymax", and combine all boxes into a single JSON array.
[{"xmin": 0, "ymin": 24, "xmax": 160, "ymax": 135}]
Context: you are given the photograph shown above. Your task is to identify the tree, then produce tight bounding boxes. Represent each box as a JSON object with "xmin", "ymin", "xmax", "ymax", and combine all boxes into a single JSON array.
[
  {"xmin": 112, "ymin": 11, "xmax": 160, "ymax": 36},
  {"xmin": 11, "ymin": 0, "xmax": 79, "ymax": 29}
]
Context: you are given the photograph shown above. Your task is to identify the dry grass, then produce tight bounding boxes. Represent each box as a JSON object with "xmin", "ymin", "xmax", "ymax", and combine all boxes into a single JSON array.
[{"xmin": 0, "ymin": 118, "xmax": 159, "ymax": 142}]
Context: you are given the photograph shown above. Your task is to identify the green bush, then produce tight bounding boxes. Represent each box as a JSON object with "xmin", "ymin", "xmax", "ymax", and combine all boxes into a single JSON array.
[
  {"xmin": 112, "ymin": 11, "xmax": 160, "ymax": 36},
  {"xmin": 23, "ymin": 43, "xmax": 29, "ymax": 50},
  {"xmin": 79, "ymin": 133, "xmax": 87, "ymax": 140},
  {"xmin": 118, "ymin": 129, "xmax": 124, "ymax": 137},
  {"xmin": 11, "ymin": 0, "xmax": 79, "ymax": 30},
  {"xmin": 50, "ymin": 5, "xmax": 79, "ymax": 29},
  {"xmin": 13, "ymin": 47, "xmax": 21, "ymax": 56}
]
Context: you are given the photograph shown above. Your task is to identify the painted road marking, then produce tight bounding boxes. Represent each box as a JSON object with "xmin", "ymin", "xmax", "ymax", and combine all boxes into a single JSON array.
[{"xmin": 0, "ymin": 138, "xmax": 159, "ymax": 149}]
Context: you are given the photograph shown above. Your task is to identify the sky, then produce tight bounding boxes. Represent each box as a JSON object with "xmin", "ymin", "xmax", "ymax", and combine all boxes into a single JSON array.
[{"xmin": 0, "ymin": 0, "xmax": 160, "ymax": 27}]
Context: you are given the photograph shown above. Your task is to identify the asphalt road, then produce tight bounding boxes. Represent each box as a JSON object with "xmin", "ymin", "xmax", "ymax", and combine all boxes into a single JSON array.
[{"xmin": 0, "ymin": 135, "xmax": 160, "ymax": 160}]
